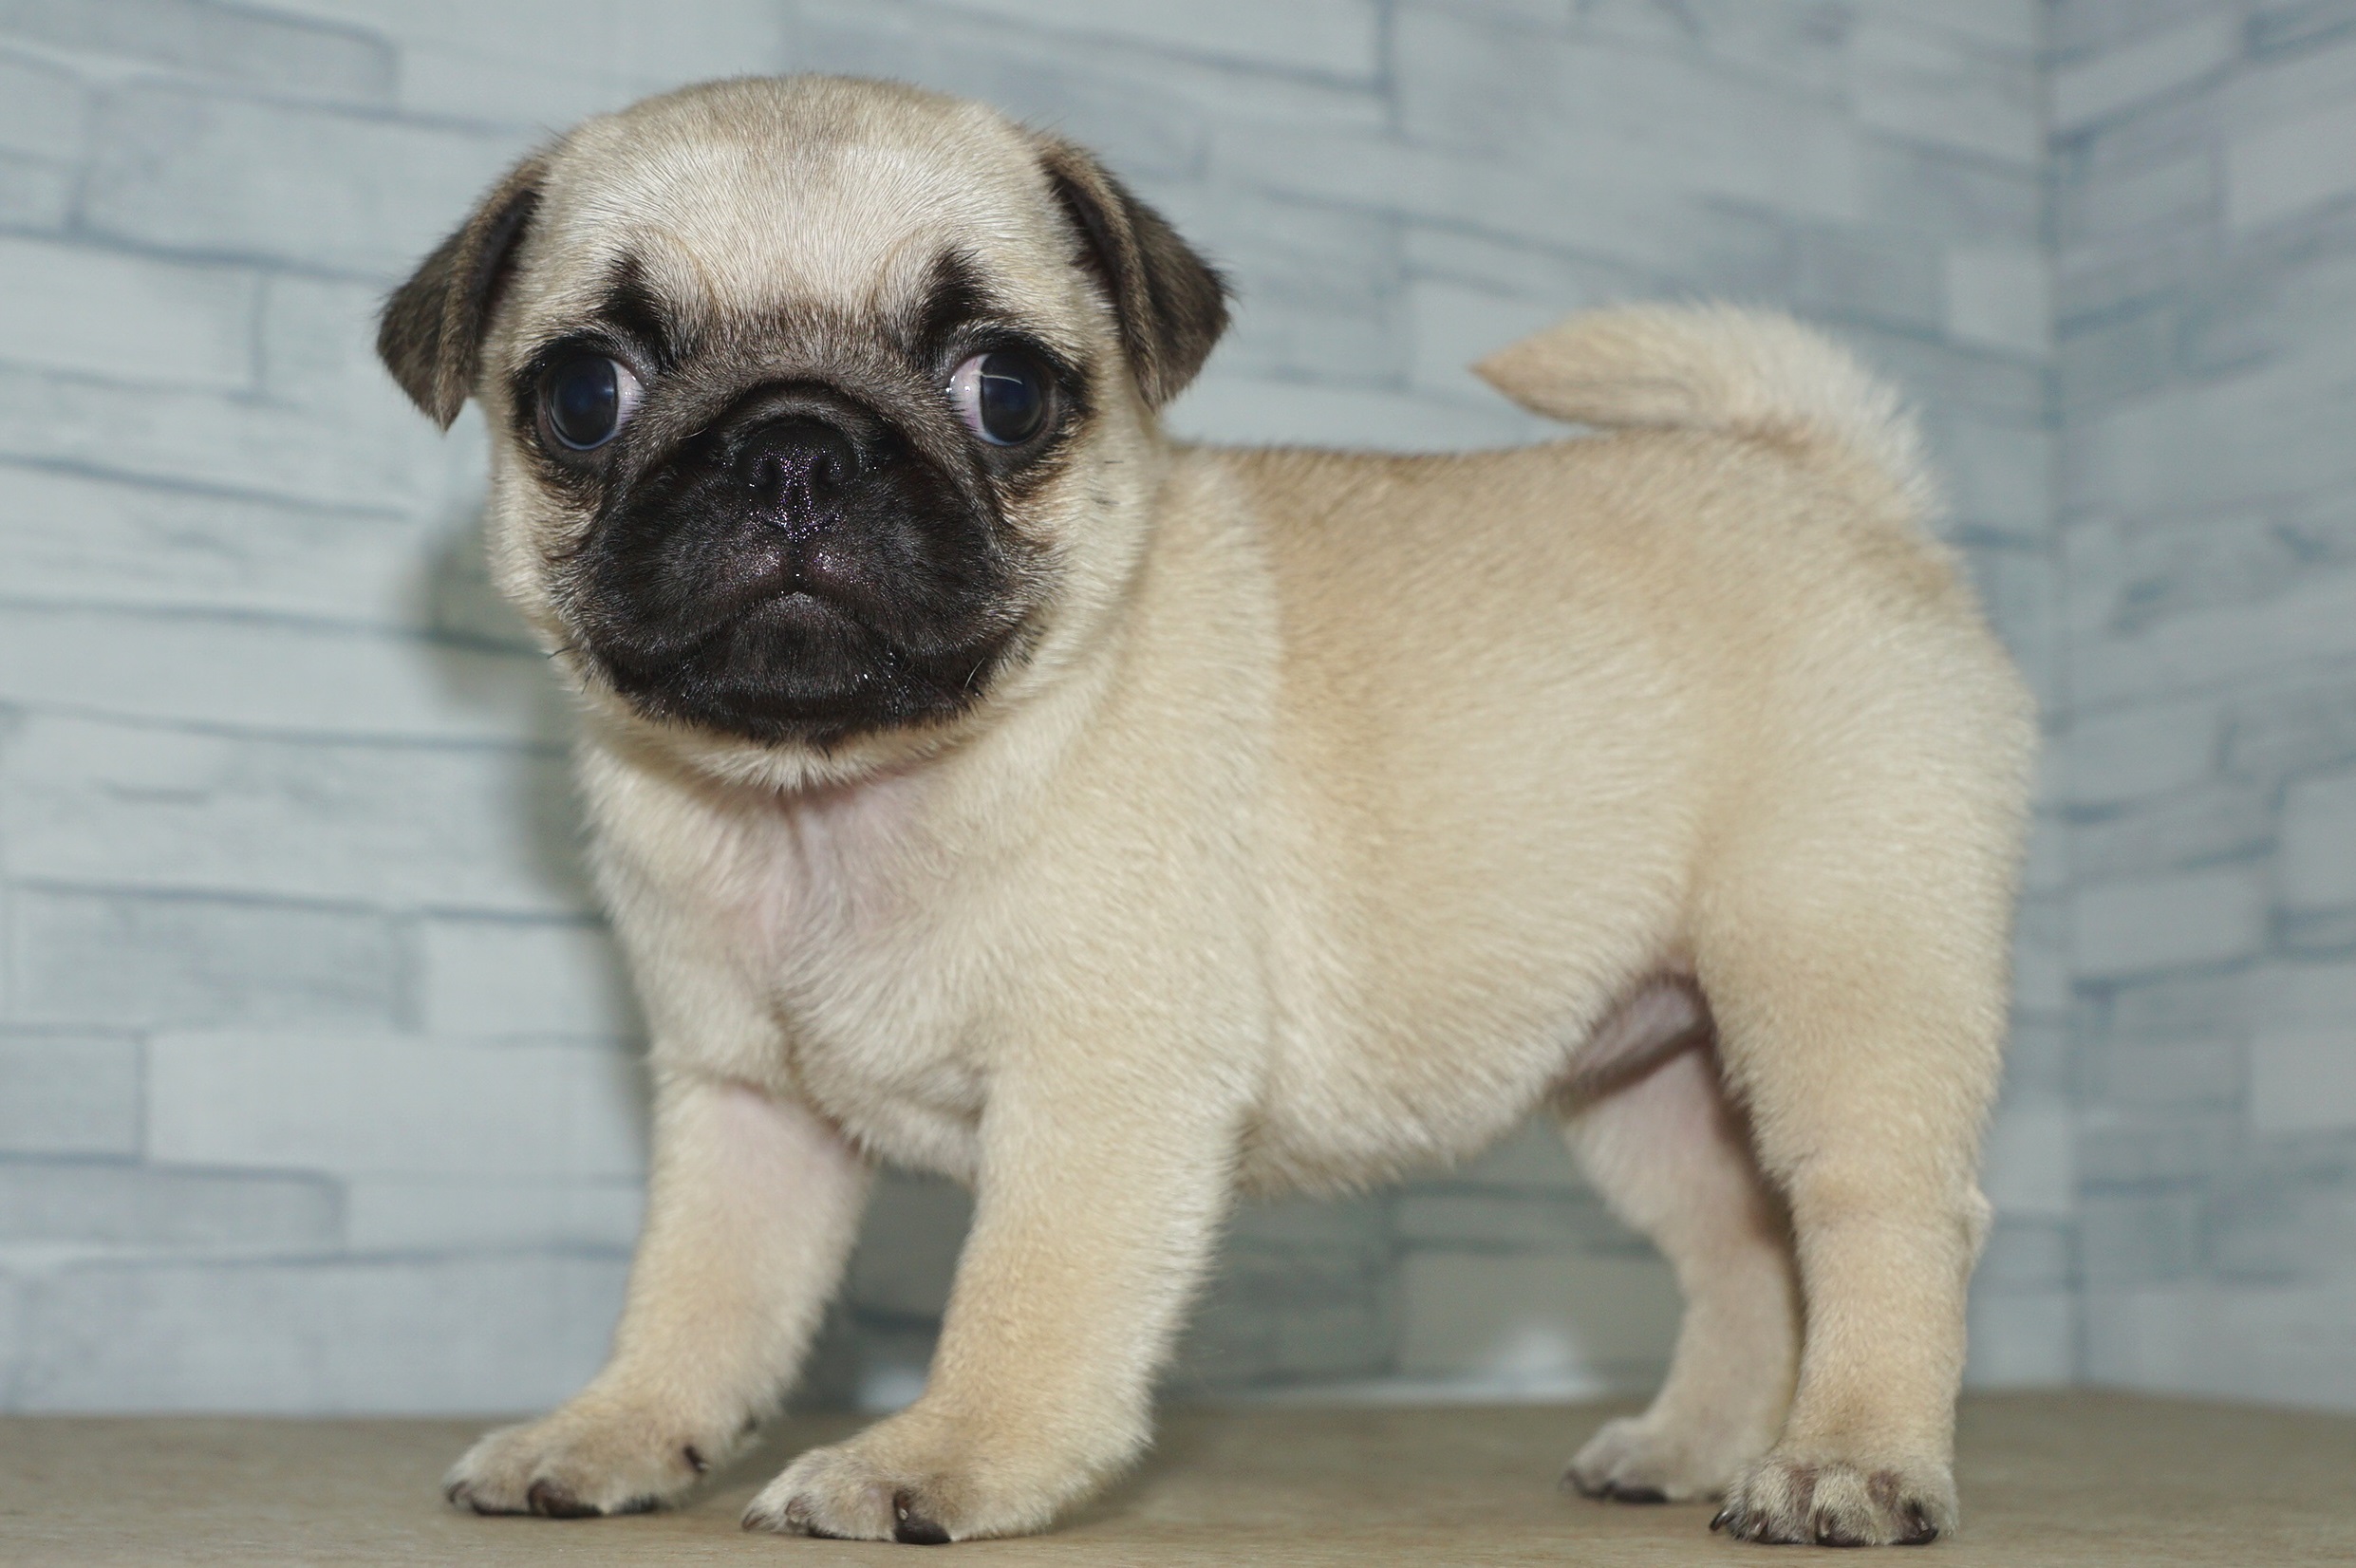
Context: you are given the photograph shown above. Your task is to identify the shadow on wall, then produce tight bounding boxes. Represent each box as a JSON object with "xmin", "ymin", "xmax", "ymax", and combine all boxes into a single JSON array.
[{"xmin": 412, "ymin": 499, "xmax": 593, "ymax": 913}]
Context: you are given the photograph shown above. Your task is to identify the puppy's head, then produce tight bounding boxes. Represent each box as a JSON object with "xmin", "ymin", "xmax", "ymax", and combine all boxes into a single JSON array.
[{"xmin": 380, "ymin": 77, "xmax": 1226, "ymax": 778}]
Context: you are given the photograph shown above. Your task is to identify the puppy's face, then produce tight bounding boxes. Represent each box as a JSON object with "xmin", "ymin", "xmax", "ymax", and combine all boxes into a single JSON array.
[{"xmin": 380, "ymin": 78, "xmax": 1225, "ymax": 775}]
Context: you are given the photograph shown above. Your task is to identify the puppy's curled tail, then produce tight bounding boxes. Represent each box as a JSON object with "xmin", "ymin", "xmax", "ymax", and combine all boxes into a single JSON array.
[{"xmin": 1473, "ymin": 303, "xmax": 1938, "ymax": 522}]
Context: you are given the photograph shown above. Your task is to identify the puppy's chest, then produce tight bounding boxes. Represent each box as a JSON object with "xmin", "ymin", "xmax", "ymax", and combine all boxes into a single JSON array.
[{"xmin": 713, "ymin": 810, "xmax": 1000, "ymax": 1173}]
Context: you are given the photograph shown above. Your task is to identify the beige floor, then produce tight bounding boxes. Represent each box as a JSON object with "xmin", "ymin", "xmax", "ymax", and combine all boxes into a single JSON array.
[{"xmin": 3, "ymin": 1393, "xmax": 2351, "ymax": 1565}]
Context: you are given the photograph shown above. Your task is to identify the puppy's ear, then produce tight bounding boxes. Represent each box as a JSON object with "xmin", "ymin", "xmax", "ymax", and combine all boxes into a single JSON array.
[
  {"xmin": 378, "ymin": 152, "xmax": 550, "ymax": 428},
  {"xmin": 1033, "ymin": 136, "xmax": 1230, "ymax": 408}
]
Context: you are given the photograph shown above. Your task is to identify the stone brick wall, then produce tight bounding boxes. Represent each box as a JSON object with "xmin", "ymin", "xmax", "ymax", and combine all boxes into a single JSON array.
[
  {"xmin": 0, "ymin": 0, "xmax": 2097, "ymax": 1415},
  {"xmin": 2053, "ymin": 0, "xmax": 2356, "ymax": 1408}
]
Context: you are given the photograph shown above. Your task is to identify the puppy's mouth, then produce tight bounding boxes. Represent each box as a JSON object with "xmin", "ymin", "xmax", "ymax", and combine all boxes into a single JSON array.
[
  {"xmin": 692, "ymin": 528, "xmax": 903, "ymax": 633},
  {"xmin": 566, "ymin": 479, "xmax": 1029, "ymax": 748},
  {"xmin": 579, "ymin": 573, "xmax": 1013, "ymax": 742}
]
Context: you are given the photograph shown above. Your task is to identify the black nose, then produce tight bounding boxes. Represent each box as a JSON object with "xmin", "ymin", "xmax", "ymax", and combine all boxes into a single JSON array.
[{"xmin": 733, "ymin": 417, "xmax": 866, "ymax": 527}]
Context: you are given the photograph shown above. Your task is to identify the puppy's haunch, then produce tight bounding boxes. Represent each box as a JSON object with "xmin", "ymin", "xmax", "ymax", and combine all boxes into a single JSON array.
[{"xmin": 388, "ymin": 76, "xmax": 2031, "ymax": 1547}]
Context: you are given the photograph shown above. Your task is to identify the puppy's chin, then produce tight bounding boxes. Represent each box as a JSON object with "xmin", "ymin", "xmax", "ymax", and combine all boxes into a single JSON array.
[{"xmin": 573, "ymin": 667, "xmax": 980, "ymax": 795}]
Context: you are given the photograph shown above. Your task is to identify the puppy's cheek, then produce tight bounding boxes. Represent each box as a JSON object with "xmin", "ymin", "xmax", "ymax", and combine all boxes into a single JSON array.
[{"xmin": 473, "ymin": 474, "xmax": 581, "ymax": 631}]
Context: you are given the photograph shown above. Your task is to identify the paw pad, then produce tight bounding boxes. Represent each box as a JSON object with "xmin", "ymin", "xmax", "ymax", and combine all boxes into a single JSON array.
[{"xmin": 525, "ymin": 1479, "xmax": 600, "ymax": 1519}]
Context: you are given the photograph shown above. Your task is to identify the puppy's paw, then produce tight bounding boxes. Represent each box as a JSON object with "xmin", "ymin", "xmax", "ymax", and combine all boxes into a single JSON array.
[
  {"xmin": 1561, "ymin": 1414, "xmax": 1752, "ymax": 1503},
  {"xmin": 1710, "ymin": 1450, "xmax": 1953, "ymax": 1546},
  {"xmin": 741, "ymin": 1409, "xmax": 1085, "ymax": 1543},
  {"xmin": 444, "ymin": 1396, "xmax": 741, "ymax": 1520}
]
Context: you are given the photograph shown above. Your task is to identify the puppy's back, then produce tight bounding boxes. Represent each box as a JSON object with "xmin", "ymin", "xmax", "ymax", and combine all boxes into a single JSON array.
[
  {"xmin": 1185, "ymin": 309, "xmax": 2029, "ymax": 1066},
  {"xmin": 1212, "ymin": 307, "xmax": 2005, "ymax": 765}
]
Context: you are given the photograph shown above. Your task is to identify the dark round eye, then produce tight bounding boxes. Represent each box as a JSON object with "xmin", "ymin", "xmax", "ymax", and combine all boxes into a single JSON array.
[
  {"xmin": 948, "ymin": 350, "xmax": 1049, "ymax": 446},
  {"xmin": 539, "ymin": 352, "xmax": 641, "ymax": 451}
]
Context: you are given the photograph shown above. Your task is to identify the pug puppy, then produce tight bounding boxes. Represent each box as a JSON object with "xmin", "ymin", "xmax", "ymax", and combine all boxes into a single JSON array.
[{"xmin": 379, "ymin": 75, "xmax": 2031, "ymax": 1547}]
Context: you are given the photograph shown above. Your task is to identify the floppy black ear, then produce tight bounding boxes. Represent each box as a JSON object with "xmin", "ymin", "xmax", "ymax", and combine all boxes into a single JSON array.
[
  {"xmin": 377, "ymin": 152, "xmax": 550, "ymax": 428},
  {"xmin": 1033, "ymin": 136, "xmax": 1230, "ymax": 408}
]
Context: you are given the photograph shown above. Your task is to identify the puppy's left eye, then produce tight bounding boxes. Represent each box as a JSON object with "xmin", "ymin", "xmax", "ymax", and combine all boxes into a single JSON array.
[
  {"xmin": 948, "ymin": 351, "xmax": 1049, "ymax": 446},
  {"xmin": 539, "ymin": 352, "xmax": 643, "ymax": 452}
]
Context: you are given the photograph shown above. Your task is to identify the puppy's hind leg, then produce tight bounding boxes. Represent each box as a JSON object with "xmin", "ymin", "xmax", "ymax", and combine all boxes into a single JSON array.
[
  {"xmin": 1694, "ymin": 803, "xmax": 2015, "ymax": 1547},
  {"xmin": 1556, "ymin": 992, "xmax": 1800, "ymax": 1505}
]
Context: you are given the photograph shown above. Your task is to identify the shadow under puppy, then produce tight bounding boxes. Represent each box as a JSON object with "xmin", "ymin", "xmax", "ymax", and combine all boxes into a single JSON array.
[{"xmin": 379, "ymin": 75, "xmax": 2032, "ymax": 1548}]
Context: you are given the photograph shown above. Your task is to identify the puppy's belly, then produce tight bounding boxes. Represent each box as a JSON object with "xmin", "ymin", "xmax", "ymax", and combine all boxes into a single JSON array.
[
  {"xmin": 1233, "ymin": 1030, "xmax": 1558, "ymax": 1192},
  {"xmin": 1236, "ymin": 972, "xmax": 1709, "ymax": 1193},
  {"xmin": 1556, "ymin": 973, "xmax": 1711, "ymax": 1099}
]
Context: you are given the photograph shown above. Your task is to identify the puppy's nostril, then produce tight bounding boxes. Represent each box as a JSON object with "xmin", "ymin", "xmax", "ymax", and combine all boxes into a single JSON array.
[{"xmin": 733, "ymin": 418, "xmax": 865, "ymax": 513}]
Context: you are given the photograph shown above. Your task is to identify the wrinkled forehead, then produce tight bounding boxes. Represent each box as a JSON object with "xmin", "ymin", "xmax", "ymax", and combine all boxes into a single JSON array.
[{"xmin": 519, "ymin": 91, "xmax": 1083, "ymax": 350}]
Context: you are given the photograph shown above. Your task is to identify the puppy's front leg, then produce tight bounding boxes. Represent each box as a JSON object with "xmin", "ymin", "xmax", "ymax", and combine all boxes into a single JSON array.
[
  {"xmin": 745, "ymin": 1061, "xmax": 1240, "ymax": 1542},
  {"xmin": 447, "ymin": 1069, "xmax": 869, "ymax": 1517}
]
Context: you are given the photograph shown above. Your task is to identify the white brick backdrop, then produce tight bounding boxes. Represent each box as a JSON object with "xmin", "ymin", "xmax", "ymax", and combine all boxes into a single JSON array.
[
  {"xmin": 11, "ymin": 0, "xmax": 2327, "ymax": 1416},
  {"xmin": 2054, "ymin": 0, "xmax": 2356, "ymax": 1409}
]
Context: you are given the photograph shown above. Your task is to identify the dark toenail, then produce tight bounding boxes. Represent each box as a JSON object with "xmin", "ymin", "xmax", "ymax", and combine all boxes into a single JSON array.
[
  {"xmin": 1813, "ymin": 1510, "xmax": 1865, "ymax": 1547},
  {"xmin": 682, "ymin": 1444, "xmax": 708, "ymax": 1473},
  {"xmin": 1899, "ymin": 1503, "xmax": 1938, "ymax": 1545},
  {"xmin": 1711, "ymin": 1506, "xmax": 1733, "ymax": 1532},
  {"xmin": 893, "ymin": 1490, "xmax": 950, "ymax": 1545},
  {"xmin": 526, "ymin": 1480, "xmax": 599, "ymax": 1519}
]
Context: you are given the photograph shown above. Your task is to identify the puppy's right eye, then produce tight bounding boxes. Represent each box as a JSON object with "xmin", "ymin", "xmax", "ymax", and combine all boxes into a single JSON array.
[{"xmin": 539, "ymin": 352, "xmax": 641, "ymax": 451}]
